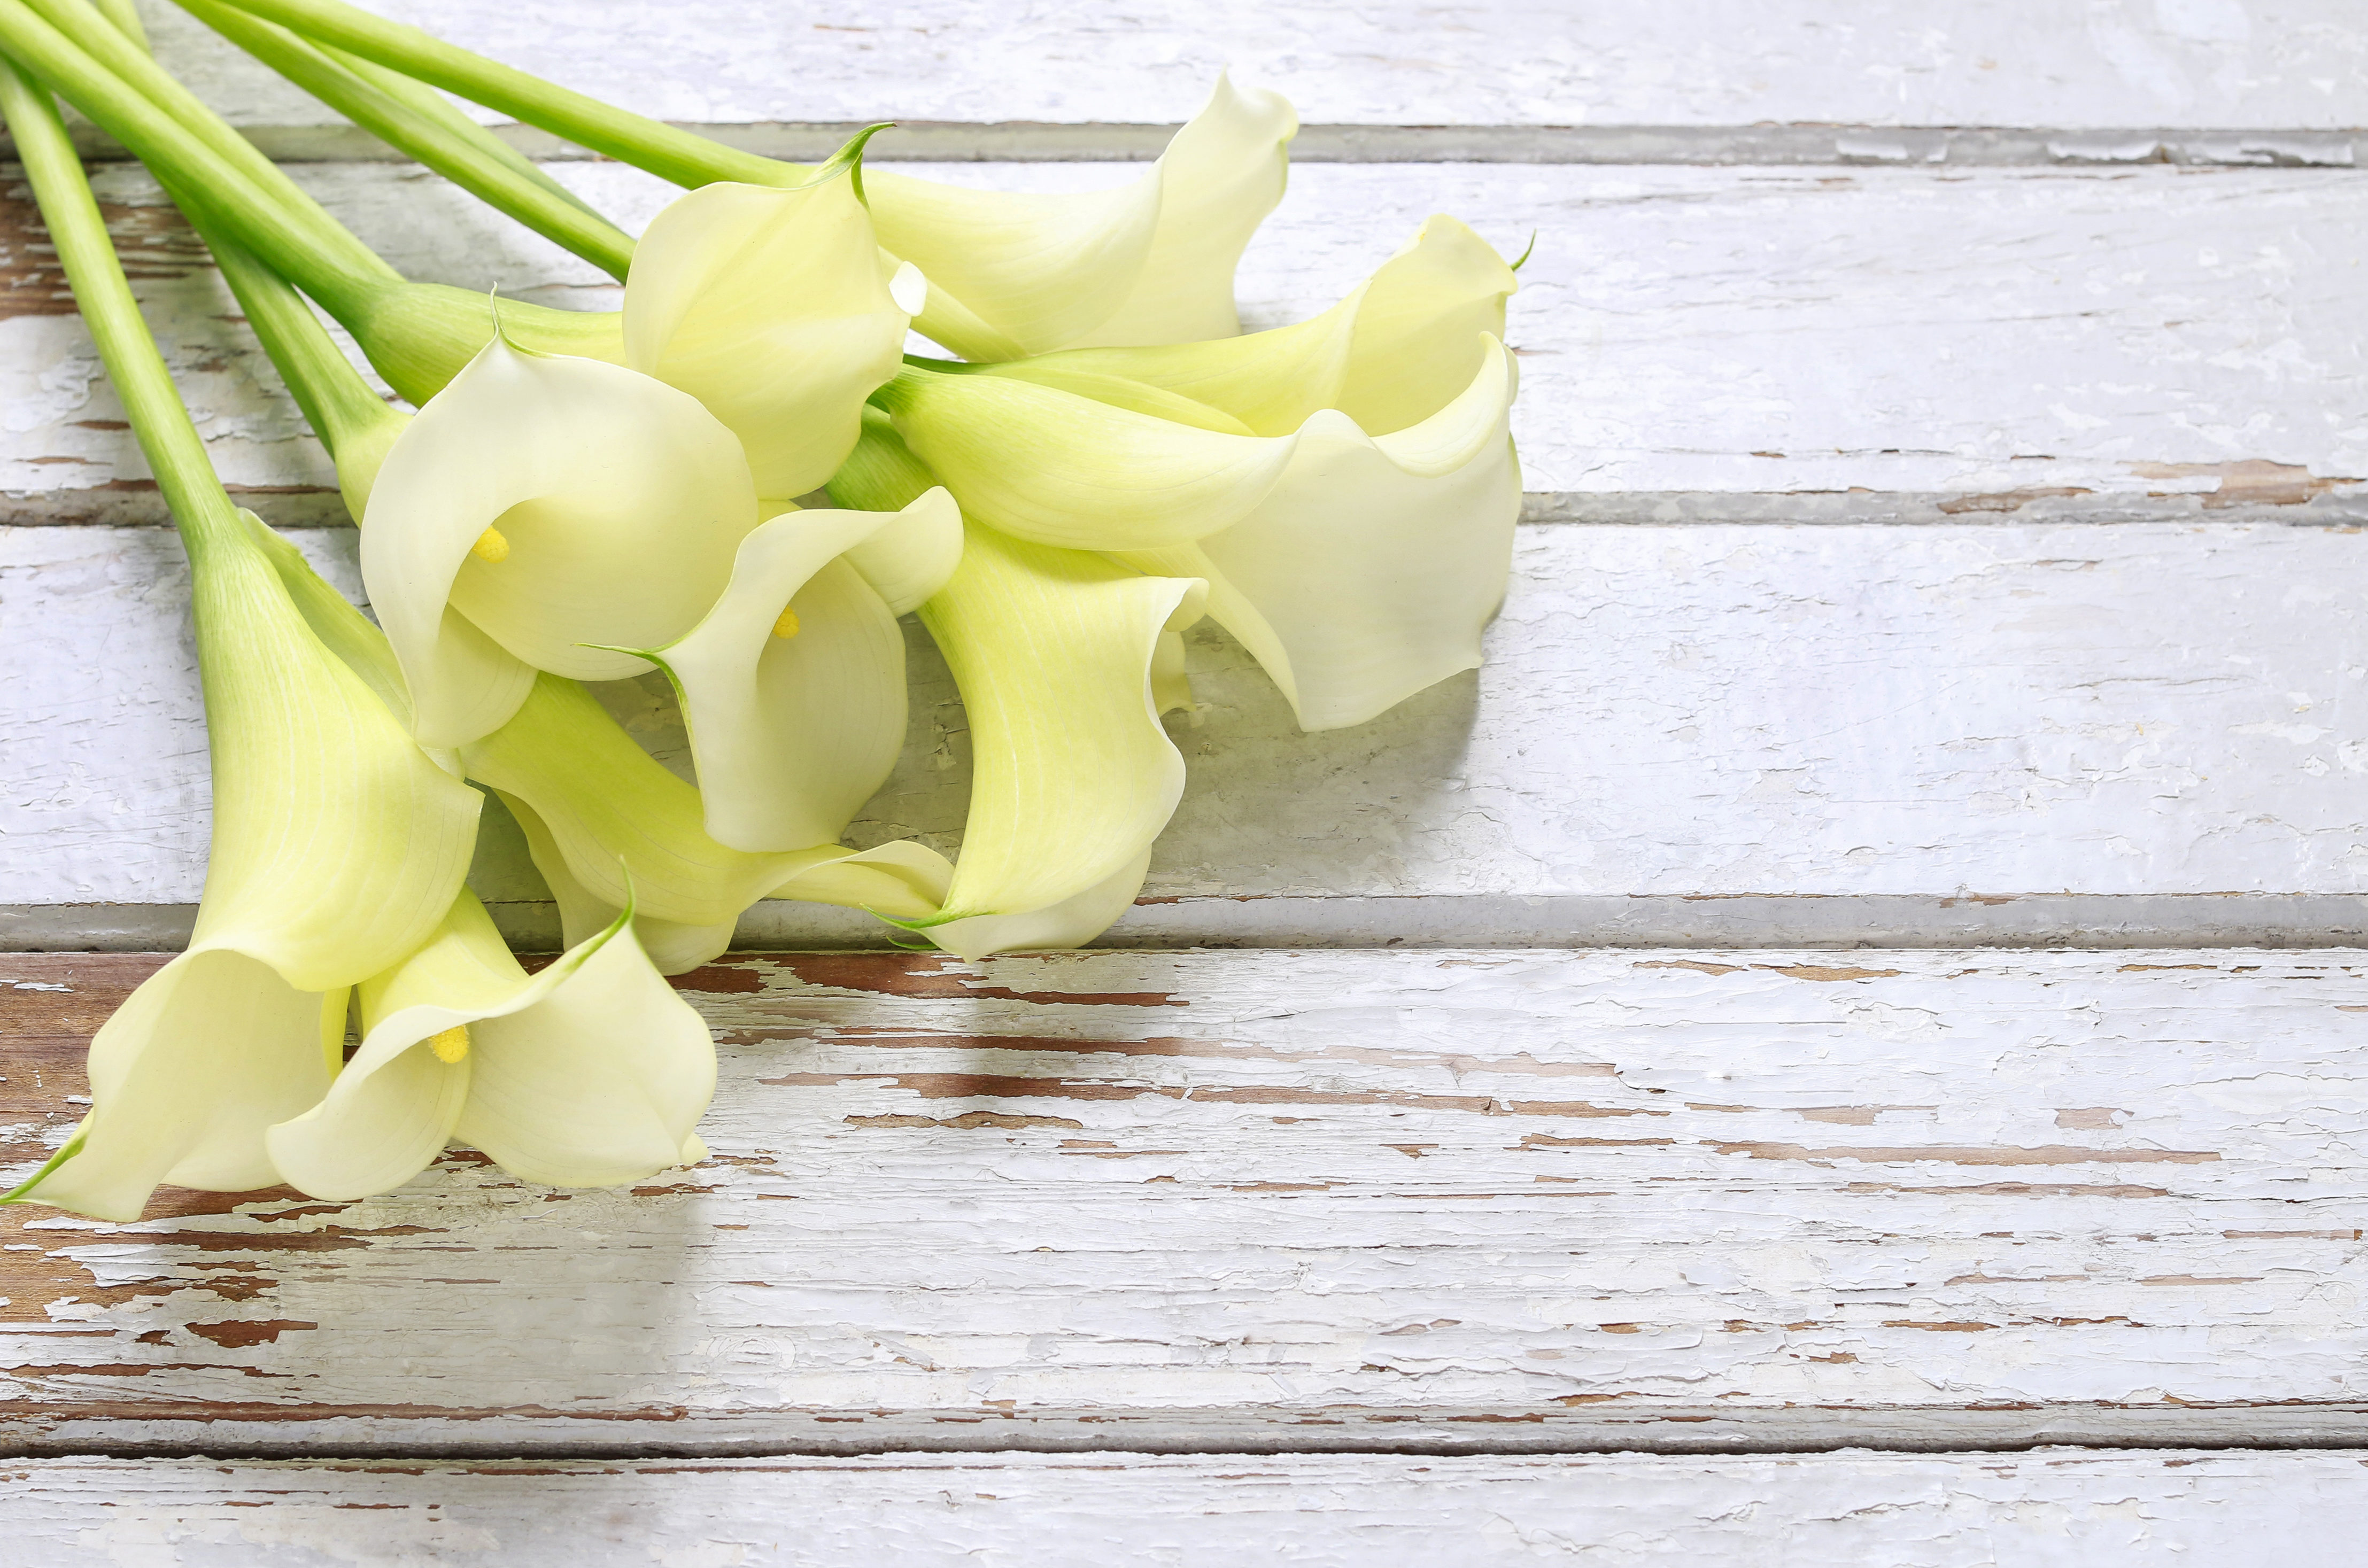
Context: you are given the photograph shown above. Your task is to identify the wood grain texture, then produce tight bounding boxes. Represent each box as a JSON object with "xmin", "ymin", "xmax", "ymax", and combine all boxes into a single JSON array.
[
  {"xmin": 119, "ymin": 0, "xmax": 2368, "ymax": 134},
  {"xmin": 6, "ymin": 161, "xmax": 2367, "ymax": 510},
  {"xmin": 8, "ymin": 948, "xmax": 2368, "ymax": 1454},
  {"xmin": 10, "ymin": 518, "xmax": 2368, "ymax": 927},
  {"xmin": 9, "ymin": 1450, "xmax": 2368, "ymax": 1565}
]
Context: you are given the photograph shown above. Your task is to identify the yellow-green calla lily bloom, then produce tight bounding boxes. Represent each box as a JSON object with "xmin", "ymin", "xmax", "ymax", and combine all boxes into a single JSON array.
[
  {"xmin": 464, "ymin": 673, "xmax": 953, "ymax": 973},
  {"xmin": 623, "ymin": 144, "xmax": 927, "ymax": 501},
  {"xmin": 360, "ymin": 333, "xmax": 764, "ymax": 749},
  {"xmin": 265, "ymin": 888, "xmax": 713, "ymax": 1199},
  {"xmin": 9, "ymin": 515, "xmax": 481, "ymax": 1221},
  {"xmin": 624, "ymin": 487, "xmax": 963, "ymax": 853},
  {"xmin": 870, "ymin": 75, "xmax": 1296, "ymax": 362}
]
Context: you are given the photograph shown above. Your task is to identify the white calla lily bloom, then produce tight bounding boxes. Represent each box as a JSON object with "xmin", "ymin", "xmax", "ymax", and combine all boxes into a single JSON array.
[
  {"xmin": 10, "ymin": 516, "xmax": 479, "ymax": 1221},
  {"xmin": 625, "ymin": 487, "xmax": 962, "ymax": 853},
  {"xmin": 360, "ymin": 335, "xmax": 763, "ymax": 748},
  {"xmin": 830, "ymin": 427, "xmax": 1202, "ymax": 959},
  {"xmin": 624, "ymin": 136, "xmax": 926, "ymax": 501},
  {"xmin": 880, "ymin": 336, "xmax": 1521, "ymax": 731},
  {"xmin": 871, "ymin": 75, "xmax": 1296, "ymax": 361},
  {"xmin": 266, "ymin": 889, "xmax": 714, "ymax": 1199},
  {"xmin": 1117, "ymin": 344, "xmax": 1522, "ymax": 731}
]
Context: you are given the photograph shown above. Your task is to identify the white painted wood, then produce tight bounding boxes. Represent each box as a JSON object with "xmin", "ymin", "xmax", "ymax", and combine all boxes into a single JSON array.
[
  {"xmin": 9, "ymin": 1450, "xmax": 2368, "ymax": 1565},
  {"xmin": 9, "ymin": 161, "xmax": 2367, "ymax": 510},
  {"xmin": 10, "ymin": 517, "xmax": 2368, "ymax": 927},
  {"xmin": 9, "ymin": 948, "xmax": 2368, "ymax": 1451},
  {"xmin": 125, "ymin": 0, "xmax": 2368, "ymax": 134}
]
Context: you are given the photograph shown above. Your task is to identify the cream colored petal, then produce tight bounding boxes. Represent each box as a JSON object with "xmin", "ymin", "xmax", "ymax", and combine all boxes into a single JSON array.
[
  {"xmin": 987, "ymin": 213, "xmax": 1516, "ymax": 438},
  {"xmin": 1066, "ymin": 74, "xmax": 1297, "ymax": 349},
  {"xmin": 454, "ymin": 913, "xmax": 717, "ymax": 1189},
  {"xmin": 915, "ymin": 522, "xmax": 1204, "ymax": 923},
  {"xmin": 867, "ymin": 168, "xmax": 1164, "ymax": 363},
  {"xmin": 1335, "ymin": 215, "xmax": 1522, "ymax": 435},
  {"xmin": 875, "ymin": 368, "xmax": 1298, "ymax": 551},
  {"xmin": 645, "ymin": 506, "xmax": 916, "ymax": 852},
  {"xmin": 264, "ymin": 887, "xmax": 539, "ymax": 1201},
  {"xmin": 927, "ymin": 849, "xmax": 1151, "ymax": 961},
  {"xmin": 1115, "ymin": 339, "xmax": 1521, "ymax": 732},
  {"xmin": 361, "ymin": 336, "xmax": 761, "ymax": 746},
  {"xmin": 839, "ymin": 484, "xmax": 963, "ymax": 615},
  {"xmin": 12, "ymin": 950, "xmax": 334, "ymax": 1220},
  {"xmin": 870, "ymin": 75, "xmax": 1293, "ymax": 360},
  {"xmin": 273, "ymin": 890, "xmax": 716, "ymax": 1195},
  {"xmin": 624, "ymin": 169, "xmax": 916, "ymax": 498}
]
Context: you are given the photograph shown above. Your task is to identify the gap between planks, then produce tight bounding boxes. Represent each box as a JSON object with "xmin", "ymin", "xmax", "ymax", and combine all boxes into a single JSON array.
[
  {"xmin": 12, "ymin": 491, "xmax": 2368, "ymax": 531},
  {"xmin": 12, "ymin": 122, "xmax": 2368, "ymax": 167},
  {"xmin": 13, "ymin": 1406, "xmax": 2368, "ymax": 1464},
  {"xmin": 12, "ymin": 895, "xmax": 2368, "ymax": 954}
]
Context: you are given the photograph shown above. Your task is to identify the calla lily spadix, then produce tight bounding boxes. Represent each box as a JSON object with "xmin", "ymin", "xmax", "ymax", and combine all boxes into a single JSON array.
[
  {"xmin": 361, "ymin": 333, "xmax": 763, "ymax": 749},
  {"xmin": 267, "ymin": 889, "xmax": 714, "ymax": 1200},
  {"xmin": 464, "ymin": 674, "xmax": 953, "ymax": 973},
  {"xmin": 616, "ymin": 487, "xmax": 964, "ymax": 853}
]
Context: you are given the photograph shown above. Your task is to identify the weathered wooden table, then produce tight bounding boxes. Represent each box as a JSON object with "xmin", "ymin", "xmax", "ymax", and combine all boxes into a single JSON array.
[{"xmin": 6, "ymin": 2, "xmax": 2368, "ymax": 1559}]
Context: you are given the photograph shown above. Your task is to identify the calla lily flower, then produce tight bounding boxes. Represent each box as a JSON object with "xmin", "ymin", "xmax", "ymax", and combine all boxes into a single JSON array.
[
  {"xmin": 463, "ymin": 673, "xmax": 953, "ymax": 973},
  {"xmin": 266, "ymin": 888, "xmax": 714, "ymax": 1199},
  {"xmin": 867, "ymin": 74, "xmax": 1296, "ymax": 362},
  {"xmin": 360, "ymin": 333, "xmax": 764, "ymax": 749},
  {"xmin": 1115, "ymin": 346, "xmax": 1523, "ymax": 732},
  {"xmin": 624, "ymin": 136, "xmax": 927, "ymax": 501},
  {"xmin": 619, "ymin": 487, "xmax": 963, "ymax": 853},
  {"xmin": 9, "ymin": 515, "xmax": 480, "ymax": 1221},
  {"xmin": 908, "ymin": 525, "xmax": 1204, "ymax": 960},
  {"xmin": 831, "ymin": 424, "xmax": 1203, "ymax": 959},
  {"xmin": 877, "ymin": 326, "xmax": 1522, "ymax": 732}
]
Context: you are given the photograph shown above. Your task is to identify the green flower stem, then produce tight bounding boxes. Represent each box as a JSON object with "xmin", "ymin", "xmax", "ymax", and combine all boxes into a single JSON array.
[
  {"xmin": 315, "ymin": 37, "xmax": 615, "ymax": 227},
  {"xmin": 202, "ymin": 214, "xmax": 407, "ymax": 485},
  {"xmin": 215, "ymin": 0, "xmax": 788, "ymax": 189},
  {"xmin": 175, "ymin": 0, "xmax": 636, "ymax": 281},
  {"xmin": 1, "ymin": 0, "xmax": 622, "ymax": 405},
  {"xmin": 0, "ymin": 0, "xmax": 396, "ymax": 320},
  {"xmin": 0, "ymin": 53, "xmax": 241, "ymax": 553},
  {"xmin": 84, "ymin": 0, "xmax": 144, "ymax": 48}
]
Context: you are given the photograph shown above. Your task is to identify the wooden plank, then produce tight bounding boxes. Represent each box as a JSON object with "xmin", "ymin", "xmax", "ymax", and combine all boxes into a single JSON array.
[
  {"xmin": 9, "ymin": 1450, "xmax": 2368, "ymax": 1563},
  {"xmin": 6, "ymin": 161, "xmax": 2366, "ymax": 512},
  {"xmin": 10, "ymin": 515, "xmax": 2368, "ymax": 941},
  {"xmin": 10, "ymin": 947, "xmax": 2368, "ymax": 1455},
  {"xmin": 121, "ymin": 0, "xmax": 2368, "ymax": 138}
]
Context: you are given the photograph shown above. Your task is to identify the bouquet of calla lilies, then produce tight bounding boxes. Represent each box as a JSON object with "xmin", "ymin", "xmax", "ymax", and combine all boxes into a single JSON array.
[{"xmin": 0, "ymin": 0, "xmax": 1523, "ymax": 1220}]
